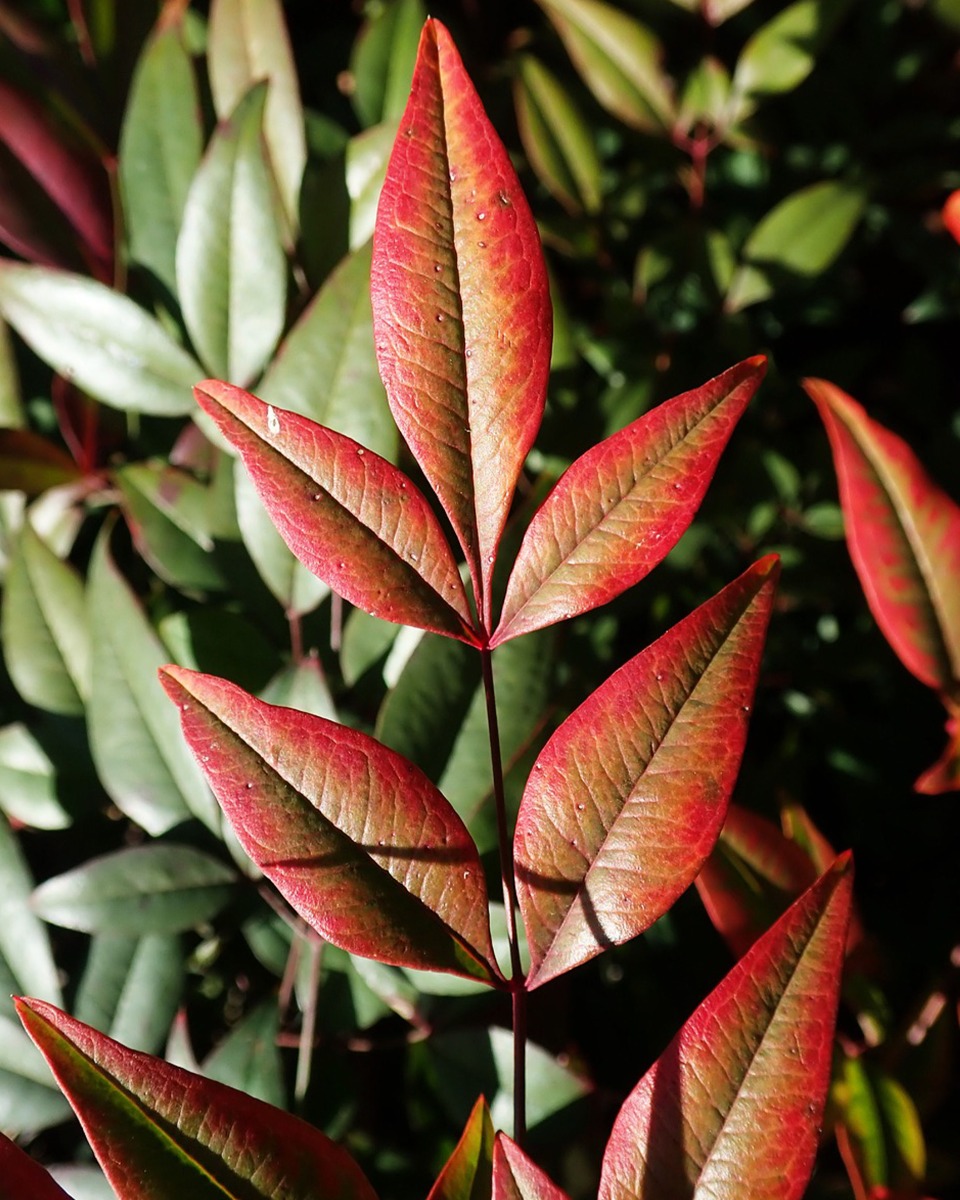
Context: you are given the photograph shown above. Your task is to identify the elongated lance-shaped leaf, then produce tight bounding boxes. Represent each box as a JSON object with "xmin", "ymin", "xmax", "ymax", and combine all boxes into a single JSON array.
[
  {"xmin": 427, "ymin": 1095, "xmax": 495, "ymax": 1200},
  {"xmin": 493, "ymin": 357, "xmax": 765, "ymax": 646},
  {"xmin": 196, "ymin": 380, "xmax": 479, "ymax": 643},
  {"xmin": 160, "ymin": 666, "xmax": 502, "ymax": 984},
  {"xmin": 805, "ymin": 379, "xmax": 960, "ymax": 698},
  {"xmin": 371, "ymin": 18, "xmax": 552, "ymax": 628},
  {"xmin": 516, "ymin": 556, "xmax": 778, "ymax": 989},
  {"xmin": 0, "ymin": 1132, "xmax": 71, "ymax": 1199},
  {"xmin": 16, "ymin": 998, "xmax": 378, "ymax": 1200},
  {"xmin": 493, "ymin": 1135, "xmax": 570, "ymax": 1200},
  {"xmin": 599, "ymin": 854, "xmax": 854, "ymax": 1200}
]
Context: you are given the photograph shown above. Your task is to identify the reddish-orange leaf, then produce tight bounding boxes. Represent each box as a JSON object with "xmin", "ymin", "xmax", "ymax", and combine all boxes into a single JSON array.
[
  {"xmin": 600, "ymin": 855, "xmax": 854, "ymax": 1200},
  {"xmin": 195, "ymin": 380, "xmax": 480, "ymax": 645},
  {"xmin": 516, "ymin": 557, "xmax": 778, "ymax": 989},
  {"xmin": 371, "ymin": 19, "xmax": 552, "ymax": 628},
  {"xmin": 493, "ymin": 357, "xmax": 765, "ymax": 646},
  {"xmin": 943, "ymin": 189, "xmax": 960, "ymax": 245},
  {"xmin": 160, "ymin": 666, "xmax": 502, "ymax": 985},
  {"xmin": 427, "ymin": 1096, "xmax": 495, "ymax": 1200},
  {"xmin": 17, "ymin": 998, "xmax": 377, "ymax": 1200},
  {"xmin": 493, "ymin": 1135, "xmax": 570, "ymax": 1200}
]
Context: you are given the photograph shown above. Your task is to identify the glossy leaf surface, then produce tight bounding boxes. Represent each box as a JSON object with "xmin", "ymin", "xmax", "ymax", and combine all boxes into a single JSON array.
[
  {"xmin": 806, "ymin": 378, "xmax": 960, "ymax": 697},
  {"xmin": 0, "ymin": 263, "xmax": 202, "ymax": 416},
  {"xmin": 536, "ymin": 0, "xmax": 675, "ymax": 132},
  {"xmin": 494, "ymin": 357, "xmax": 765, "ymax": 645},
  {"xmin": 17, "ymin": 998, "xmax": 378, "ymax": 1200},
  {"xmin": 161, "ymin": 666, "xmax": 501, "ymax": 983},
  {"xmin": 427, "ymin": 1095, "xmax": 494, "ymax": 1200},
  {"xmin": 0, "ymin": 1011, "xmax": 71, "ymax": 1135},
  {"xmin": 516, "ymin": 557, "xmax": 778, "ymax": 988},
  {"xmin": 195, "ymin": 379, "xmax": 478, "ymax": 642},
  {"xmin": 371, "ymin": 19, "xmax": 551, "ymax": 624},
  {"xmin": 207, "ymin": 0, "xmax": 306, "ymax": 234},
  {"xmin": 0, "ymin": 1133, "xmax": 71, "ymax": 1199},
  {"xmin": 599, "ymin": 856, "xmax": 854, "ymax": 1200},
  {"xmin": 31, "ymin": 845, "xmax": 237, "ymax": 935},
  {"xmin": 118, "ymin": 10, "xmax": 203, "ymax": 293},
  {"xmin": 493, "ymin": 1135, "xmax": 570, "ymax": 1200},
  {"xmin": 176, "ymin": 84, "xmax": 287, "ymax": 386}
]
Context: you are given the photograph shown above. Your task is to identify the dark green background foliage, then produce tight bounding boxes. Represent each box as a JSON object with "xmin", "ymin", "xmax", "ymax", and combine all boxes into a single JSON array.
[{"xmin": 0, "ymin": 1, "xmax": 958, "ymax": 1196}]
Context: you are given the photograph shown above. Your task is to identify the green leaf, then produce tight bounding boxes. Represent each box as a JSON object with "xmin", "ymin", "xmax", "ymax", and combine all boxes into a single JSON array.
[
  {"xmin": 347, "ymin": 120, "xmax": 397, "ymax": 251},
  {"xmin": 0, "ymin": 723, "xmax": 71, "ymax": 830},
  {"xmin": 0, "ymin": 816, "xmax": 62, "ymax": 1009},
  {"xmin": 260, "ymin": 657, "xmax": 337, "ymax": 721},
  {"xmin": 514, "ymin": 54, "xmax": 602, "ymax": 215},
  {"xmin": 176, "ymin": 83, "xmax": 287, "ymax": 385},
  {"xmin": 17, "ymin": 999, "xmax": 379, "ymax": 1200},
  {"xmin": 0, "ymin": 1018, "xmax": 72, "ymax": 1137},
  {"xmin": 160, "ymin": 666, "xmax": 502, "ymax": 984},
  {"xmin": 599, "ymin": 857, "xmax": 854, "ymax": 1200},
  {"xmin": 202, "ymin": 1001, "xmax": 284, "ymax": 1108},
  {"xmin": 0, "ymin": 317, "xmax": 23, "ymax": 428},
  {"xmin": 258, "ymin": 241, "xmax": 397, "ymax": 462},
  {"xmin": 87, "ymin": 532, "xmax": 219, "ymax": 835},
  {"xmin": 118, "ymin": 9, "xmax": 203, "ymax": 293},
  {"xmin": 725, "ymin": 182, "xmax": 866, "ymax": 311},
  {"xmin": 2, "ymin": 522, "xmax": 89, "ymax": 715},
  {"xmin": 31, "ymin": 844, "xmax": 236, "ymax": 935},
  {"xmin": 207, "ymin": 0, "xmax": 307, "ymax": 236},
  {"xmin": 74, "ymin": 933, "xmax": 185, "ymax": 1054},
  {"xmin": 350, "ymin": 0, "xmax": 427, "ymax": 128},
  {"xmin": 535, "ymin": 0, "xmax": 675, "ymax": 132},
  {"xmin": 0, "ymin": 262, "xmax": 202, "ymax": 416}
]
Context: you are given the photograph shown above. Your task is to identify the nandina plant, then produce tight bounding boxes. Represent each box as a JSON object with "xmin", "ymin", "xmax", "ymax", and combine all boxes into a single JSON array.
[{"xmin": 9, "ymin": 20, "xmax": 853, "ymax": 1199}]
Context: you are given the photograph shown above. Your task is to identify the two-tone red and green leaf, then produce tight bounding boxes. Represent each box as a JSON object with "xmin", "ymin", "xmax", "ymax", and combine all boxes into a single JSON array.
[
  {"xmin": 195, "ymin": 380, "xmax": 479, "ymax": 644},
  {"xmin": 371, "ymin": 19, "xmax": 551, "ymax": 626},
  {"xmin": 515, "ymin": 556, "xmax": 778, "ymax": 988},
  {"xmin": 807, "ymin": 379, "xmax": 960, "ymax": 792},
  {"xmin": 493, "ymin": 357, "xmax": 765, "ymax": 645},
  {"xmin": 0, "ymin": 1132, "xmax": 71, "ymax": 1199},
  {"xmin": 806, "ymin": 378, "xmax": 960, "ymax": 698},
  {"xmin": 599, "ymin": 855, "xmax": 854, "ymax": 1200},
  {"xmin": 695, "ymin": 802, "xmax": 817, "ymax": 959},
  {"xmin": 16, "ymin": 998, "xmax": 377, "ymax": 1200},
  {"xmin": 160, "ymin": 666, "xmax": 502, "ymax": 984},
  {"xmin": 493, "ymin": 1135, "xmax": 570, "ymax": 1200},
  {"xmin": 427, "ymin": 1096, "xmax": 494, "ymax": 1200}
]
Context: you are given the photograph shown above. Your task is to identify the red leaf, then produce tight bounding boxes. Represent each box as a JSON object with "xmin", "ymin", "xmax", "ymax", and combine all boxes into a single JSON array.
[
  {"xmin": 195, "ymin": 380, "xmax": 480, "ymax": 645},
  {"xmin": 0, "ymin": 81, "xmax": 112, "ymax": 277},
  {"xmin": 516, "ymin": 556, "xmax": 778, "ymax": 988},
  {"xmin": 695, "ymin": 802, "xmax": 817, "ymax": 959},
  {"xmin": 913, "ymin": 704, "xmax": 960, "ymax": 794},
  {"xmin": 805, "ymin": 378, "xmax": 960, "ymax": 698},
  {"xmin": 371, "ymin": 18, "xmax": 552, "ymax": 628},
  {"xmin": 16, "ymin": 997, "xmax": 377, "ymax": 1200},
  {"xmin": 427, "ymin": 1096, "xmax": 495, "ymax": 1200},
  {"xmin": 493, "ymin": 1134, "xmax": 570, "ymax": 1200},
  {"xmin": 492, "ymin": 357, "xmax": 765, "ymax": 646},
  {"xmin": 943, "ymin": 189, "xmax": 960, "ymax": 245},
  {"xmin": 160, "ymin": 665, "xmax": 502, "ymax": 984},
  {"xmin": 0, "ymin": 1132, "xmax": 71, "ymax": 1199},
  {"xmin": 599, "ymin": 855, "xmax": 854, "ymax": 1200}
]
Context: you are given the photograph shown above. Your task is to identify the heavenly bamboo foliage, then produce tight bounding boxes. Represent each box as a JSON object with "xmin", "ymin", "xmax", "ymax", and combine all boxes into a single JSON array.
[
  {"xmin": 493, "ymin": 1135, "xmax": 571, "ymax": 1200},
  {"xmin": 599, "ymin": 855, "xmax": 854, "ymax": 1200},
  {"xmin": 492, "ymin": 357, "xmax": 766, "ymax": 644},
  {"xmin": 427, "ymin": 1096, "xmax": 495, "ymax": 1200},
  {"xmin": 16, "ymin": 999, "xmax": 378, "ymax": 1200},
  {"xmin": 160, "ymin": 666, "xmax": 502, "ymax": 984},
  {"xmin": 194, "ymin": 380, "xmax": 479, "ymax": 643},
  {"xmin": 516, "ymin": 556, "xmax": 779, "ymax": 987},
  {"xmin": 371, "ymin": 19, "xmax": 552, "ymax": 627},
  {"xmin": 0, "ymin": 1132, "xmax": 72, "ymax": 1199}
]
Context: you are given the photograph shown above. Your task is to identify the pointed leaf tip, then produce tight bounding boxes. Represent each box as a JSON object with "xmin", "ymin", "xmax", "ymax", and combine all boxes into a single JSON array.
[
  {"xmin": 194, "ymin": 379, "xmax": 479, "ymax": 644},
  {"xmin": 16, "ymin": 997, "xmax": 378, "ymax": 1200},
  {"xmin": 159, "ymin": 665, "xmax": 501, "ymax": 984},
  {"xmin": 372, "ymin": 17, "xmax": 552, "ymax": 627},
  {"xmin": 600, "ymin": 854, "xmax": 854, "ymax": 1200}
]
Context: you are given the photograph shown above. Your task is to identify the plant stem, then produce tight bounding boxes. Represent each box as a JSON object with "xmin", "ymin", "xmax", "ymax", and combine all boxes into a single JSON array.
[{"xmin": 480, "ymin": 646, "xmax": 527, "ymax": 1144}]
